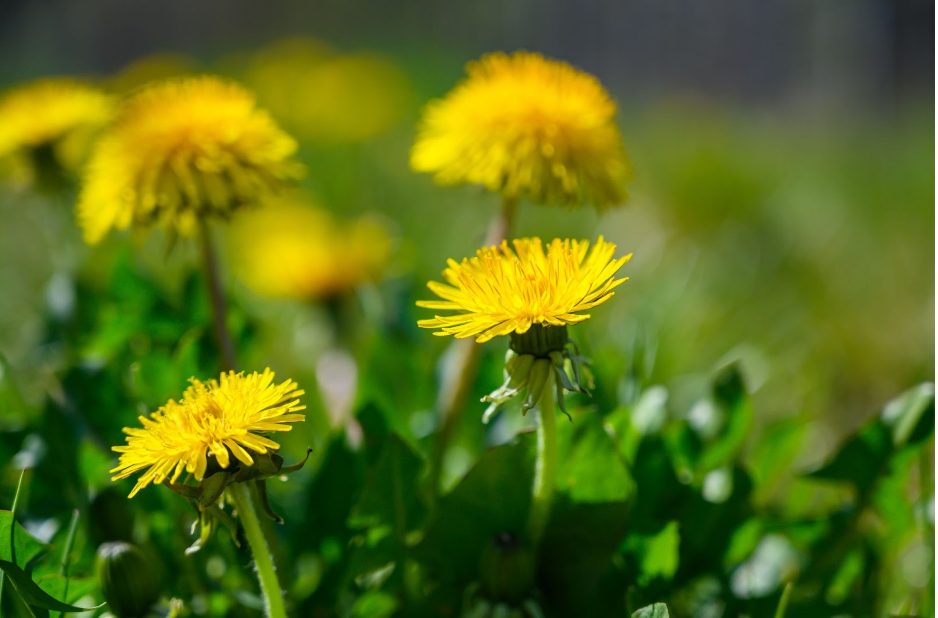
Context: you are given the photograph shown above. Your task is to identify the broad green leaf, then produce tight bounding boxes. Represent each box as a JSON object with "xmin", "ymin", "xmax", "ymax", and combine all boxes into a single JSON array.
[
  {"xmin": 417, "ymin": 436, "xmax": 533, "ymax": 585},
  {"xmin": 540, "ymin": 499, "xmax": 630, "ymax": 616},
  {"xmin": 724, "ymin": 518, "xmax": 763, "ymax": 569},
  {"xmin": 350, "ymin": 590, "xmax": 398, "ymax": 618},
  {"xmin": 632, "ymin": 602, "xmax": 669, "ymax": 618},
  {"xmin": 621, "ymin": 521, "xmax": 680, "ymax": 584},
  {"xmin": 748, "ymin": 418, "xmax": 807, "ymax": 505},
  {"xmin": 33, "ymin": 575, "xmax": 97, "ymax": 607},
  {"xmin": 810, "ymin": 381, "xmax": 934, "ymax": 494},
  {"xmin": 0, "ymin": 511, "xmax": 47, "ymax": 568},
  {"xmin": 641, "ymin": 521, "xmax": 680, "ymax": 581},
  {"xmin": 349, "ymin": 434, "xmax": 425, "ymax": 531},
  {"xmin": 0, "ymin": 559, "xmax": 99, "ymax": 612},
  {"xmin": 808, "ymin": 421, "xmax": 891, "ymax": 491},
  {"xmin": 557, "ymin": 414, "xmax": 634, "ymax": 503}
]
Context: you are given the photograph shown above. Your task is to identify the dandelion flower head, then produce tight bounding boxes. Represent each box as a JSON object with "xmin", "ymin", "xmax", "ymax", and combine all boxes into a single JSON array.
[
  {"xmin": 111, "ymin": 368, "xmax": 305, "ymax": 498},
  {"xmin": 78, "ymin": 76, "xmax": 302, "ymax": 244},
  {"xmin": 411, "ymin": 51, "xmax": 630, "ymax": 208},
  {"xmin": 417, "ymin": 236, "xmax": 631, "ymax": 342},
  {"xmin": 229, "ymin": 196, "xmax": 391, "ymax": 300},
  {"xmin": 0, "ymin": 78, "xmax": 113, "ymax": 178}
]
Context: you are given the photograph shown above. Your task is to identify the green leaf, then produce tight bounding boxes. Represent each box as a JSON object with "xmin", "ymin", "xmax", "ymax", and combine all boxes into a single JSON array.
[
  {"xmin": 417, "ymin": 436, "xmax": 533, "ymax": 585},
  {"xmin": 621, "ymin": 521, "xmax": 680, "ymax": 584},
  {"xmin": 641, "ymin": 521, "xmax": 680, "ymax": 581},
  {"xmin": 697, "ymin": 363, "xmax": 753, "ymax": 473},
  {"xmin": 32, "ymin": 575, "xmax": 97, "ymax": 607},
  {"xmin": 0, "ymin": 511, "xmax": 47, "ymax": 568},
  {"xmin": 349, "ymin": 434, "xmax": 425, "ymax": 532},
  {"xmin": 748, "ymin": 418, "xmax": 807, "ymax": 505},
  {"xmin": 880, "ymin": 382, "xmax": 934, "ymax": 449},
  {"xmin": 724, "ymin": 518, "xmax": 763, "ymax": 569},
  {"xmin": 540, "ymin": 499, "xmax": 631, "ymax": 615},
  {"xmin": 0, "ymin": 559, "xmax": 98, "ymax": 612},
  {"xmin": 349, "ymin": 590, "xmax": 398, "ymax": 618},
  {"xmin": 557, "ymin": 413, "xmax": 634, "ymax": 503},
  {"xmin": 809, "ymin": 382, "xmax": 934, "ymax": 494},
  {"xmin": 809, "ymin": 421, "xmax": 891, "ymax": 491},
  {"xmin": 632, "ymin": 602, "xmax": 670, "ymax": 618}
]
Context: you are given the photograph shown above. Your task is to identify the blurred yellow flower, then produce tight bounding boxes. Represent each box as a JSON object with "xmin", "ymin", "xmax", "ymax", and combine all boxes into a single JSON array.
[
  {"xmin": 0, "ymin": 77, "xmax": 113, "ymax": 182},
  {"xmin": 417, "ymin": 236, "xmax": 630, "ymax": 342},
  {"xmin": 77, "ymin": 76, "xmax": 302, "ymax": 244},
  {"xmin": 245, "ymin": 39, "xmax": 410, "ymax": 142},
  {"xmin": 229, "ymin": 196, "xmax": 391, "ymax": 300},
  {"xmin": 111, "ymin": 368, "xmax": 305, "ymax": 498},
  {"xmin": 411, "ymin": 51, "xmax": 630, "ymax": 208}
]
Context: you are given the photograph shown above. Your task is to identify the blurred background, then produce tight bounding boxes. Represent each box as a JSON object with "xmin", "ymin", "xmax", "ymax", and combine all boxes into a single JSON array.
[
  {"xmin": 0, "ymin": 2, "xmax": 933, "ymax": 616},
  {"xmin": 0, "ymin": 0, "xmax": 933, "ymax": 454}
]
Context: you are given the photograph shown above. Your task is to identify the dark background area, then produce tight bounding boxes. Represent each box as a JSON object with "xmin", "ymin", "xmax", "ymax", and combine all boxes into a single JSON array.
[{"xmin": 1, "ymin": 0, "xmax": 933, "ymax": 110}]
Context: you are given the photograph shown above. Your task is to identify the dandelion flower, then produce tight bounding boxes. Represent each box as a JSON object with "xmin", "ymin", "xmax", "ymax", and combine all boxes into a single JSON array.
[
  {"xmin": 228, "ymin": 196, "xmax": 391, "ymax": 300},
  {"xmin": 111, "ymin": 368, "xmax": 305, "ymax": 498},
  {"xmin": 0, "ymin": 78, "xmax": 113, "ymax": 182},
  {"xmin": 411, "ymin": 52, "xmax": 630, "ymax": 208},
  {"xmin": 78, "ymin": 76, "xmax": 302, "ymax": 245},
  {"xmin": 417, "ymin": 236, "xmax": 630, "ymax": 343}
]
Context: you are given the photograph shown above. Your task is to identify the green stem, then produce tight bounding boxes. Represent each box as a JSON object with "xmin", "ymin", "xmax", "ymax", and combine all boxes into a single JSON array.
[
  {"xmin": 57, "ymin": 509, "xmax": 80, "ymax": 618},
  {"xmin": 527, "ymin": 379, "xmax": 557, "ymax": 546},
  {"xmin": 198, "ymin": 218, "xmax": 237, "ymax": 372},
  {"xmin": 773, "ymin": 581, "xmax": 793, "ymax": 618},
  {"xmin": 229, "ymin": 483, "xmax": 286, "ymax": 618}
]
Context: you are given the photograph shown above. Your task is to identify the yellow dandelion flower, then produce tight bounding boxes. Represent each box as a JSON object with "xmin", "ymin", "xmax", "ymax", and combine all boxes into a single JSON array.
[
  {"xmin": 0, "ymin": 78, "xmax": 113, "ymax": 180},
  {"xmin": 417, "ymin": 236, "xmax": 631, "ymax": 343},
  {"xmin": 411, "ymin": 51, "xmax": 630, "ymax": 208},
  {"xmin": 77, "ymin": 76, "xmax": 302, "ymax": 245},
  {"xmin": 110, "ymin": 368, "xmax": 305, "ymax": 498},
  {"xmin": 228, "ymin": 195, "xmax": 391, "ymax": 300}
]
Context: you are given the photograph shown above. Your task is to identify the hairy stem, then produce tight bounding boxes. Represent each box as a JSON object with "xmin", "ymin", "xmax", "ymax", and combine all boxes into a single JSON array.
[
  {"xmin": 230, "ymin": 483, "xmax": 286, "ymax": 618},
  {"xmin": 198, "ymin": 219, "xmax": 237, "ymax": 372},
  {"xmin": 527, "ymin": 377, "xmax": 557, "ymax": 546}
]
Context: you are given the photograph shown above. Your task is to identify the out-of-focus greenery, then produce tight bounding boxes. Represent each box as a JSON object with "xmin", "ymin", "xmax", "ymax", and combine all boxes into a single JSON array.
[{"xmin": 0, "ymin": 39, "xmax": 933, "ymax": 618}]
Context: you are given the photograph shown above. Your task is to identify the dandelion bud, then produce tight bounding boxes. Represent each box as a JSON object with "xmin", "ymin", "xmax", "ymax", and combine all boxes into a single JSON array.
[{"xmin": 96, "ymin": 541, "xmax": 162, "ymax": 617}]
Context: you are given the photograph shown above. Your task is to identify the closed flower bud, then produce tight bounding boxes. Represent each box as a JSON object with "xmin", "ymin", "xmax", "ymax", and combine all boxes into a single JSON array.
[{"xmin": 96, "ymin": 542, "xmax": 162, "ymax": 617}]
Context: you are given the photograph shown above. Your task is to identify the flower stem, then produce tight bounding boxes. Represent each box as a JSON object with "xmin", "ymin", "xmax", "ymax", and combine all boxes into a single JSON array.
[
  {"xmin": 230, "ymin": 483, "xmax": 287, "ymax": 618},
  {"xmin": 57, "ymin": 509, "xmax": 80, "ymax": 618},
  {"xmin": 484, "ymin": 195, "xmax": 518, "ymax": 247},
  {"xmin": 428, "ymin": 195, "xmax": 518, "ymax": 499},
  {"xmin": 197, "ymin": 218, "xmax": 237, "ymax": 372},
  {"xmin": 527, "ymin": 378, "xmax": 557, "ymax": 546}
]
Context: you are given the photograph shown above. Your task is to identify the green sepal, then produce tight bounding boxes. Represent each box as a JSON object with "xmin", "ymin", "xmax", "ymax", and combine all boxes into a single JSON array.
[{"xmin": 254, "ymin": 480, "xmax": 283, "ymax": 524}]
